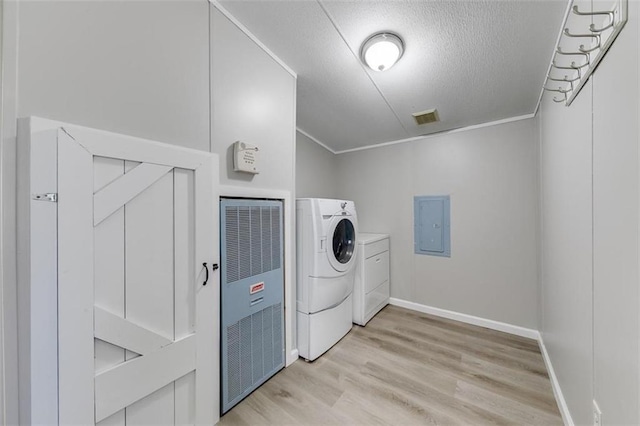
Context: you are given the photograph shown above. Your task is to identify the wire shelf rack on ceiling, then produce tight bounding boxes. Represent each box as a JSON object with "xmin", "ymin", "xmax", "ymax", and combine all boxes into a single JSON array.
[{"xmin": 543, "ymin": 0, "xmax": 628, "ymax": 106}]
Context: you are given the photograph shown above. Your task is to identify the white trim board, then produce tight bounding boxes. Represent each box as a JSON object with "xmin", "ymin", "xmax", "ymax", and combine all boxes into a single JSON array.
[
  {"xmin": 1, "ymin": 0, "xmax": 20, "ymax": 422},
  {"xmin": 209, "ymin": 0, "xmax": 297, "ymax": 78},
  {"xmin": 0, "ymin": 0, "xmax": 5, "ymax": 419},
  {"xmin": 337, "ymin": 114, "xmax": 535, "ymax": 154},
  {"xmin": 296, "ymin": 128, "xmax": 336, "ymax": 155},
  {"xmin": 388, "ymin": 298, "xmax": 539, "ymax": 340},
  {"xmin": 538, "ymin": 334, "xmax": 575, "ymax": 426},
  {"xmin": 298, "ymin": 113, "xmax": 535, "ymax": 156}
]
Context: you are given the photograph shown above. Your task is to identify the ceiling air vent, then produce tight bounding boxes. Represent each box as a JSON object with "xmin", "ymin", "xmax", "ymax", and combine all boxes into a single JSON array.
[{"xmin": 412, "ymin": 108, "xmax": 440, "ymax": 125}]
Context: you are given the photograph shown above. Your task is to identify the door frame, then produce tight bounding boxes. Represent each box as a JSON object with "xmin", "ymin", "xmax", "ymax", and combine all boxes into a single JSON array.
[
  {"xmin": 17, "ymin": 118, "xmax": 60, "ymax": 425},
  {"xmin": 0, "ymin": 1, "xmax": 5, "ymax": 421},
  {"xmin": 218, "ymin": 185, "xmax": 298, "ymax": 365},
  {"xmin": 1, "ymin": 1, "xmax": 20, "ymax": 423}
]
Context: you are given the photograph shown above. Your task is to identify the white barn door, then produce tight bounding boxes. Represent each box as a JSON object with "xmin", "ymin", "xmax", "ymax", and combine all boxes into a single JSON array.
[{"xmin": 55, "ymin": 125, "xmax": 218, "ymax": 425}]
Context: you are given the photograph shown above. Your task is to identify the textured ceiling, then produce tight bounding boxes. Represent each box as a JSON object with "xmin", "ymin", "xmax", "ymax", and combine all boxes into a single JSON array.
[{"xmin": 218, "ymin": 0, "xmax": 567, "ymax": 152}]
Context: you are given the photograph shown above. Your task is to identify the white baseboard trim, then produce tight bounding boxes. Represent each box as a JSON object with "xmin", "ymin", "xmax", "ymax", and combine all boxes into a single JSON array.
[
  {"xmin": 286, "ymin": 349, "xmax": 299, "ymax": 366},
  {"xmin": 388, "ymin": 298, "xmax": 539, "ymax": 340},
  {"xmin": 537, "ymin": 334, "xmax": 574, "ymax": 426}
]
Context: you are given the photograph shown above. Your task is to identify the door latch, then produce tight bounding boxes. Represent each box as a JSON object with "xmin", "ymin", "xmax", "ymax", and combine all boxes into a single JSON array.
[
  {"xmin": 202, "ymin": 263, "xmax": 219, "ymax": 286},
  {"xmin": 32, "ymin": 193, "xmax": 57, "ymax": 202},
  {"xmin": 202, "ymin": 263, "xmax": 209, "ymax": 286}
]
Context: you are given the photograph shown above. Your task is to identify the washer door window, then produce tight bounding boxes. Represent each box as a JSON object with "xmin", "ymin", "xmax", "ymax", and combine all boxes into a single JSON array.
[{"xmin": 327, "ymin": 216, "xmax": 356, "ymax": 272}]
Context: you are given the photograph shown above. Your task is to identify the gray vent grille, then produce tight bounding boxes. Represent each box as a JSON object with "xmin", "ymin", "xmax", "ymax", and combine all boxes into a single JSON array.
[
  {"xmin": 226, "ymin": 322, "xmax": 241, "ymax": 400},
  {"xmin": 225, "ymin": 207, "xmax": 240, "ymax": 283},
  {"xmin": 250, "ymin": 206, "xmax": 262, "ymax": 275},
  {"xmin": 271, "ymin": 207, "xmax": 281, "ymax": 270},
  {"xmin": 262, "ymin": 304, "xmax": 274, "ymax": 372},
  {"xmin": 238, "ymin": 207, "xmax": 251, "ymax": 279},
  {"xmin": 261, "ymin": 208, "xmax": 273, "ymax": 272},
  {"xmin": 225, "ymin": 303, "xmax": 283, "ymax": 404},
  {"xmin": 272, "ymin": 302, "xmax": 282, "ymax": 365},
  {"xmin": 412, "ymin": 108, "xmax": 440, "ymax": 125},
  {"xmin": 225, "ymin": 205, "xmax": 282, "ymax": 283}
]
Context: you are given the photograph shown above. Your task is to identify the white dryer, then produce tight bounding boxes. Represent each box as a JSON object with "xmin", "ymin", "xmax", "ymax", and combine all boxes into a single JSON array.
[{"xmin": 296, "ymin": 198, "xmax": 358, "ymax": 361}]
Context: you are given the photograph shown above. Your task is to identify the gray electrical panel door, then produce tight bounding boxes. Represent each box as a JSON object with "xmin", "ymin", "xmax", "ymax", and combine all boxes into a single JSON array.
[
  {"xmin": 414, "ymin": 195, "xmax": 451, "ymax": 257},
  {"xmin": 220, "ymin": 199, "xmax": 284, "ymax": 414}
]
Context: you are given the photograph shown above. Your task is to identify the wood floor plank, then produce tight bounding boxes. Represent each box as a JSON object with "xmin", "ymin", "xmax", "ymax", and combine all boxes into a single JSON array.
[
  {"xmin": 382, "ymin": 306, "xmax": 539, "ymax": 349},
  {"xmin": 375, "ymin": 310, "xmax": 543, "ymax": 363},
  {"xmin": 326, "ymin": 331, "xmax": 459, "ymax": 397},
  {"xmin": 350, "ymin": 324, "xmax": 558, "ymax": 416},
  {"xmin": 454, "ymin": 380, "xmax": 563, "ymax": 426},
  {"xmin": 220, "ymin": 306, "xmax": 562, "ymax": 425},
  {"xmin": 332, "ymin": 387, "xmax": 403, "ymax": 425},
  {"xmin": 373, "ymin": 311, "xmax": 546, "ymax": 369},
  {"xmin": 460, "ymin": 354, "xmax": 557, "ymax": 405},
  {"xmin": 354, "ymin": 360, "xmax": 514, "ymax": 425}
]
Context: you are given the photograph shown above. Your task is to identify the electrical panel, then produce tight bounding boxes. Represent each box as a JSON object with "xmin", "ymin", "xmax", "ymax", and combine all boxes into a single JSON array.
[{"xmin": 414, "ymin": 195, "xmax": 451, "ymax": 257}]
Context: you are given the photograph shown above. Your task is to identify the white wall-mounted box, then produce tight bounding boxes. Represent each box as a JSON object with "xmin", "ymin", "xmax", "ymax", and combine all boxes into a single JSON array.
[
  {"xmin": 232, "ymin": 141, "xmax": 259, "ymax": 174},
  {"xmin": 353, "ymin": 233, "xmax": 390, "ymax": 326}
]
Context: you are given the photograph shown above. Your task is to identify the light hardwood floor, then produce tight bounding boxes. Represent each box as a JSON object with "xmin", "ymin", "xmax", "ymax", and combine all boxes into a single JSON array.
[{"xmin": 220, "ymin": 305, "xmax": 562, "ymax": 425}]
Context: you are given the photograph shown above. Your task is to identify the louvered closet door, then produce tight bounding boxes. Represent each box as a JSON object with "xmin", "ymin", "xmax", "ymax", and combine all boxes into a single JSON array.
[
  {"xmin": 56, "ymin": 126, "xmax": 218, "ymax": 425},
  {"xmin": 220, "ymin": 199, "xmax": 284, "ymax": 414}
]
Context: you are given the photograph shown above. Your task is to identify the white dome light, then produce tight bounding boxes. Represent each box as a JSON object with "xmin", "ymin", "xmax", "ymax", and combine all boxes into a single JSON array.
[{"xmin": 360, "ymin": 32, "xmax": 404, "ymax": 72}]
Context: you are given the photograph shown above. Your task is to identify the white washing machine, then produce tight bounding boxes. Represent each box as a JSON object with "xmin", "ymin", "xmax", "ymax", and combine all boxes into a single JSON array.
[{"xmin": 296, "ymin": 198, "xmax": 358, "ymax": 361}]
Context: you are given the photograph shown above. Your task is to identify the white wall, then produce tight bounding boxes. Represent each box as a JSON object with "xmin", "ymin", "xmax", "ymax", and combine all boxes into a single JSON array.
[
  {"xmin": 295, "ymin": 131, "xmax": 338, "ymax": 199},
  {"xmin": 538, "ymin": 82, "xmax": 594, "ymax": 425},
  {"xmin": 335, "ymin": 119, "xmax": 540, "ymax": 329},
  {"xmin": 210, "ymin": 6, "xmax": 296, "ymax": 190},
  {"xmin": 17, "ymin": 1, "xmax": 210, "ymax": 151},
  {"xmin": 592, "ymin": 1, "xmax": 639, "ymax": 419},
  {"xmin": 538, "ymin": 1, "xmax": 640, "ymax": 423},
  {"xmin": 336, "ymin": 140, "xmax": 413, "ymax": 301},
  {"xmin": 2, "ymin": 0, "xmax": 298, "ymax": 421},
  {"xmin": 209, "ymin": 5, "xmax": 297, "ymax": 361}
]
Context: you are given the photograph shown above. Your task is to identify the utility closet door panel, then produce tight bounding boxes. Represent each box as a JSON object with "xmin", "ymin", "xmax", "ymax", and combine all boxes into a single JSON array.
[
  {"xmin": 56, "ymin": 124, "xmax": 218, "ymax": 425},
  {"xmin": 94, "ymin": 160, "xmax": 190, "ymax": 425}
]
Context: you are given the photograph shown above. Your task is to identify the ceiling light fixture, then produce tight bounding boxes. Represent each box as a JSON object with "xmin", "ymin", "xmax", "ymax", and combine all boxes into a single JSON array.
[{"xmin": 360, "ymin": 32, "xmax": 404, "ymax": 72}]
